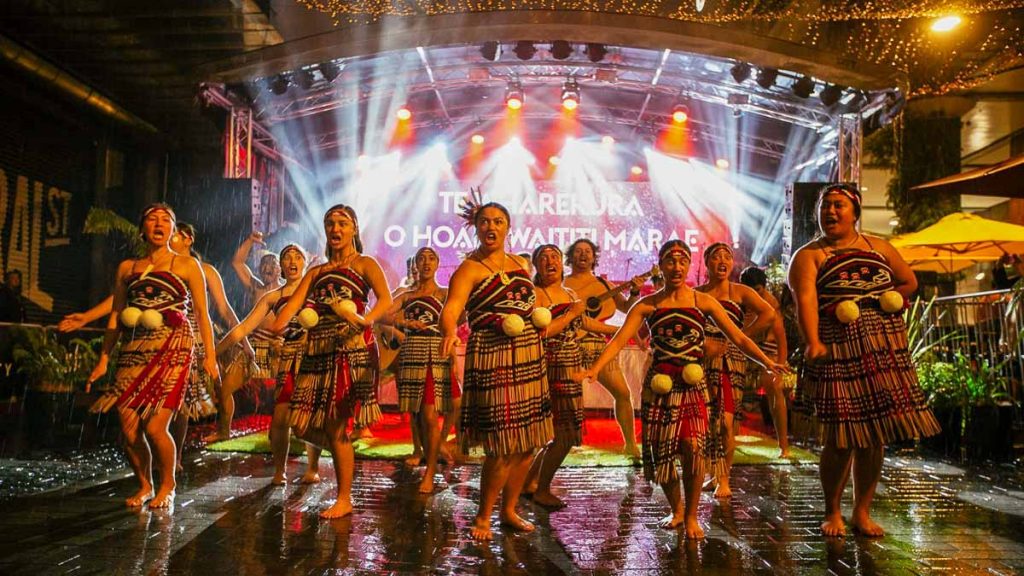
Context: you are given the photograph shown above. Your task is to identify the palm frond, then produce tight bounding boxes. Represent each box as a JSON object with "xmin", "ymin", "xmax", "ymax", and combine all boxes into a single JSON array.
[{"xmin": 83, "ymin": 207, "xmax": 146, "ymax": 257}]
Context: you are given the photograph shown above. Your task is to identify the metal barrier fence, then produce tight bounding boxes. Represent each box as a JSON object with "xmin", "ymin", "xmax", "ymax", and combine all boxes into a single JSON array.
[{"xmin": 918, "ymin": 288, "xmax": 1024, "ymax": 404}]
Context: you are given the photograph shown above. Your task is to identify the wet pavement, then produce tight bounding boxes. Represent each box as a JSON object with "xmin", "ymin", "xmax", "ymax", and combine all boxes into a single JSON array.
[{"xmin": 0, "ymin": 444, "xmax": 1022, "ymax": 575}]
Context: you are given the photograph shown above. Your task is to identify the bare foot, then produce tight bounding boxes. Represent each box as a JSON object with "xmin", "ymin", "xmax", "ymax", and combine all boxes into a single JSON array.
[
  {"xmin": 126, "ymin": 486, "xmax": 154, "ymax": 507},
  {"xmin": 417, "ymin": 475, "xmax": 435, "ymax": 494},
  {"xmin": 684, "ymin": 517, "xmax": 705, "ymax": 539},
  {"xmin": 300, "ymin": 471, "xmax": 321, "ymax": 484},
  {"xmin": 148, "ymin": 490, "xmax": 175, "ymax": 509},
  {"xmin": 851, "ymin": 511, "xmax": 884, "ymax": 538},
  {"xmin": 469, "ymin": 516, "xmax": 492, "ymax": 541},
  {"xmin": 271, "ymin": 472, "xmax": 287, "ymax": 486},
  {"xmin": 320, "ymin": 499, "xmax": 353, "ymax": 519},
  {"xmin": 521, "ymin": 480, "xmax": 537, "ymax": 496},
  {"xmin": 438, "ymin": 445, "xmax": 454, "ymax": 464},
  {"xmin": 349, "ymin": 427, "xmax": 373, "ymax": 441},
  {"xmin": 713, "ymin": 482, "xmax": 732, "ymax": 499},
  {"xmin": 499, "ymin": 512, "xmax": 535, "ymax": 533},
  {"xmin": 203, "ymin": 431, "xmax": 230, "ymax": 443},
  {"xmin": 779, "ymin": 447, "xmax": 792, "ymax": 459},
  {"xmin": 404, "ymin": 453, "xmax": 424, "ymax": 467},
  {"xmin": 531, "ymin": 490, "xmax": 565, "ymax": 509},
  {"xmin": 659, "ymin": 511, "xmax": 686, "ymax": 529},
  {"xmin": 821, "ymin": 512, "xmax": 846, "ymax": 537}
]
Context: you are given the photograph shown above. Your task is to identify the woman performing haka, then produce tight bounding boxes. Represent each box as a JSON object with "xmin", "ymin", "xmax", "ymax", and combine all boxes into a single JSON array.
[
  {"xmin": 577, "ymin": 240, "xmax": 787, "ymax": 539},
  {"xmin": 789, "ymin": 184, "xmax": 939, "ymax": 538},
  {"xmin": 697, "ymin": 242, "xmax": 775, "ymax": 499},
  {"xmin": 384, "ymin": 247, "xmax": 459, "ymax": 493},
  {"xmin": 438, "ymin": 194, "xmax": 554, "ymax": 541},
  {"xmin": 740, "ymin": 266, "xmax": 791, "ymax": 457},
  {"xmin": 564, "ymin": 239, "xmax": 646, "ymax": 459},
  {"xmin": 86, "ymin": 204, "xmax": 219, "ymax": 509},
  {"xmin": 271, "ymin": 204, "xmax": 392, "ymax": 519},
  {"xmin": 61, "ymin": 222, "xmax": 246, "ymax": 467},
  {"xmin": 169, "ymin": 223, "xmax": 250, "ymax": 450},
  {"xmin": 217, "ymin": 244, "xmax": 322, "ymax": 485},
  {"xmin": 231, "ymin": 231, "xmax": 287, "ymax": 396},
  {"xmin": 525, "ymin": 244, "xmax": 615, "ymax": 508},
  {"xmin": 232, "ymin": 231, "xmax": 285, "ymax": 303}
]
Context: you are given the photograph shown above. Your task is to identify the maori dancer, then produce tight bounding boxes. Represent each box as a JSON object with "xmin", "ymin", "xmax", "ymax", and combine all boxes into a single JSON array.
[
  {"xmin": 577, "ymin": 240, "xmax": 786, "ymax": 539},
  {"xmin": 385, "ymin": 247, "xmax": 457, "ymax": 493},
  {"xmin": 525, "ymin": 244, "xmax": 615, "ymax": 508},
  {"xmin": 86, "ymin": 203, "xmax": 219, "ymax": 509},
  {"xmin": 169, "ymin": 223, "xmax": 250, "ymax": 449},
  {"xmin": 61, "ymin": 222, "xmax": 244, "ymax": 466},
  {"xmin": 272, "ymin": 204, "xmax": 392, "ymax": 519},
  {"xmin": 564, "ymin": 238, "xmax": 645, "ymax": 459},
  {"xmin": 789, "ymin": 184, "xmax": 939, "ymax": 538},
  {"xmin": 439, "ymin": 194, "xmax": 553, "ymax": 541},
  {"xmin": 697, "ymin": 242, "xmax": 775, "ymax": 499},
  {"xmin": 740, "ymin": 266, "xmax": 791, "ymax": 457},
  {"xmin": 218, "ymin": 244, "xmax": 321, "ymax": 485},
  {"xmin": 232, "ymin": 231, "xmax": 285, "ymax": 303}
]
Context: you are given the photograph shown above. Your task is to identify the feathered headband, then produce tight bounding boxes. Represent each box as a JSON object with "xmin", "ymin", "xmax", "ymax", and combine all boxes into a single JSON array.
[{"xmin": 458, "ymin": 187, "xmax": 485, "ymax": 228}]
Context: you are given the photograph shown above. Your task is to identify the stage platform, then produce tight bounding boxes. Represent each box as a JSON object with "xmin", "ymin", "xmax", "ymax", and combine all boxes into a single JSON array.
[{"xmin": 0, "ymin": 428, "xmax": 1022, "ymax": 575}]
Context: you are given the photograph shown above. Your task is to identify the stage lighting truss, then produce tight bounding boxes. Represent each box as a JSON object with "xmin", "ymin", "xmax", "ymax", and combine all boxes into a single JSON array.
[
  {"xmin": 505, "ymin": 79, "xmax": 525, "ymax": 109},
  {"xmin": 561, "ymin": 78, "xmax": 580, "ymax": 110}
]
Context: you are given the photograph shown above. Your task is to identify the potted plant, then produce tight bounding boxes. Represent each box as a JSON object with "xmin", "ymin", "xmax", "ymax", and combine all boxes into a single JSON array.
[{"xmin": 8, "ymin": 326, "xmax": 104, "ymax": 449}]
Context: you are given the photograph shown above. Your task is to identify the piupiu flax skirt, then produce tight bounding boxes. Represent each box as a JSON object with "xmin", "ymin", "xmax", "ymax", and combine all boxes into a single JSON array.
[
  {"xmin": 640, "ymin": 366, "xmax": 711, "ymax": 484},
  {"xmin": 396, "ymin": 333, "xmax": 454, "ymax": 414},
  {"xmin": 798, "ymin": 306, "xmax": 940, "ymax": 449},
  {"xmin": 460, "ymin": 324, "xmax": 553, "ymax": 456}
]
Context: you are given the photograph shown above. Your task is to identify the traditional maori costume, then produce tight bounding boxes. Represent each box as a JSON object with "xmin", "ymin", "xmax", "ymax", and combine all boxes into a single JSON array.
[
  {"xmin": 543, "ymin": 302, "xmax": 585, "ymax": 446},
  {"xmin": 91, "ymin": 269, "xmax": 195, "ymax": 418},
  {"xmin": 641, "ymin": 299, "xmax": 711, "ymax": 484},
  {"xmin": 460, "ymin": 269, "xmax": 553, "ymax": 456},
  {"xmin": 289, "ymin": 267, "xmax": 382, "ymax": 442},
  {"xmin": 396, "ymin": 294, "xmax": 457, "ymax": 414},
  {"xmin": 797, "ymin": 246, "xmax": 940, "ymax": 448}
]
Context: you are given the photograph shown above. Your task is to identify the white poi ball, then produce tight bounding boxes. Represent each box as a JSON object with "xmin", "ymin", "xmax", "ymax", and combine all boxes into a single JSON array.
[
  {"xmin": 879, "ymin": 290, "xmax": 904, "ymax": 314},
  {"xmin": 682, "ymin": 363, "xmax": 704, "ymax": 385},
  {"xmin": 651, "ymin": 373, "xmax": 674, "ymax": 395},
  {"xmin": 835, "ymin": 300, "xmax": 861, "ymax": 324},
  {"xmin": 297, "ymin": 308, "xmax": 320, "ymax": 329},
  {"xmin": 336, "ymin": 299, "xmax": 357, "ymax": 315},
  {"xmin": 119, "ymin": 306, "xmax": 142, "ymax": 328},
  {"xmin": 501, "ymin": 314, "xmax": 525, "ymax": 337},
  {"xmin": 140, "ymin": 308, "xmax": 164, "ymax": 330},
  {"xmin": 531, "ymin": 307, "xmax": 552, "ymax": 328}
]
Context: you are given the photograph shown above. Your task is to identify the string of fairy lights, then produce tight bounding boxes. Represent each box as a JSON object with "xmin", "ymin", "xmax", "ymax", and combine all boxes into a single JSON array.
[{"xmin": 294, "ymin": 0, "xmax": 1024, "ymax": 96}]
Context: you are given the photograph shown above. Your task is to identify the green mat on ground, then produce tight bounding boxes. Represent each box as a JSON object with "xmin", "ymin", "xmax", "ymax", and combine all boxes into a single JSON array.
[{"xmin": 206, "ymin": 432, "xmax": 817, "ymax": 466}]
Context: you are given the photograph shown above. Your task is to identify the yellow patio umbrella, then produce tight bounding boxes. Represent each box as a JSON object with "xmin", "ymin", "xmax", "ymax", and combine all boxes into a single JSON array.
[{"xmin": 890, "ymin": 212, "xmax": 1024, "ymax": 272}]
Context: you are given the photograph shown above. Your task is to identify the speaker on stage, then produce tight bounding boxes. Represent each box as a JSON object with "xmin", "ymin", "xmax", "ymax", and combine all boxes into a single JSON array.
[{"xmin": 784, "ymin": 182, "xmax": 833, "ymax": 261}]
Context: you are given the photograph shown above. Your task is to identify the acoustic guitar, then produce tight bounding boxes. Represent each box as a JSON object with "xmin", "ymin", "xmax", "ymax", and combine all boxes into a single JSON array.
[{"xmin": 585, "ymin": 265, "xmax": 660, "ymax": 318}]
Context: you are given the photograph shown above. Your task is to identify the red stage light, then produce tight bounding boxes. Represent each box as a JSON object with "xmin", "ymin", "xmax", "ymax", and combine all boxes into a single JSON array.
[
  {"xmin": 396, "ymin": 107, "xmax": 412, "ymax": 121},
  {"xmin": 672, "ymin": 105, "xmax": 689, "ymax": 124},
  {"xmin": 562, "ymin": 97, "xmax": 578, "ymax": 111},
  {"xmin": 506, "ymin": 96, "xmax": 523, "ymax": 110},
  {"xmin": 471, "ymin": 134, "xmax": 485, "ymax": 145},
  {"xmin": 630, "ymin": 165, "xmax": 644, "ymax": 176}
]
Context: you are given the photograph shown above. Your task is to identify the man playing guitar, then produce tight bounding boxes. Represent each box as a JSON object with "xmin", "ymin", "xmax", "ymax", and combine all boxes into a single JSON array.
[{"xmin": 564, "ymin": 238, "xmax": 648, "ymax": 460}]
